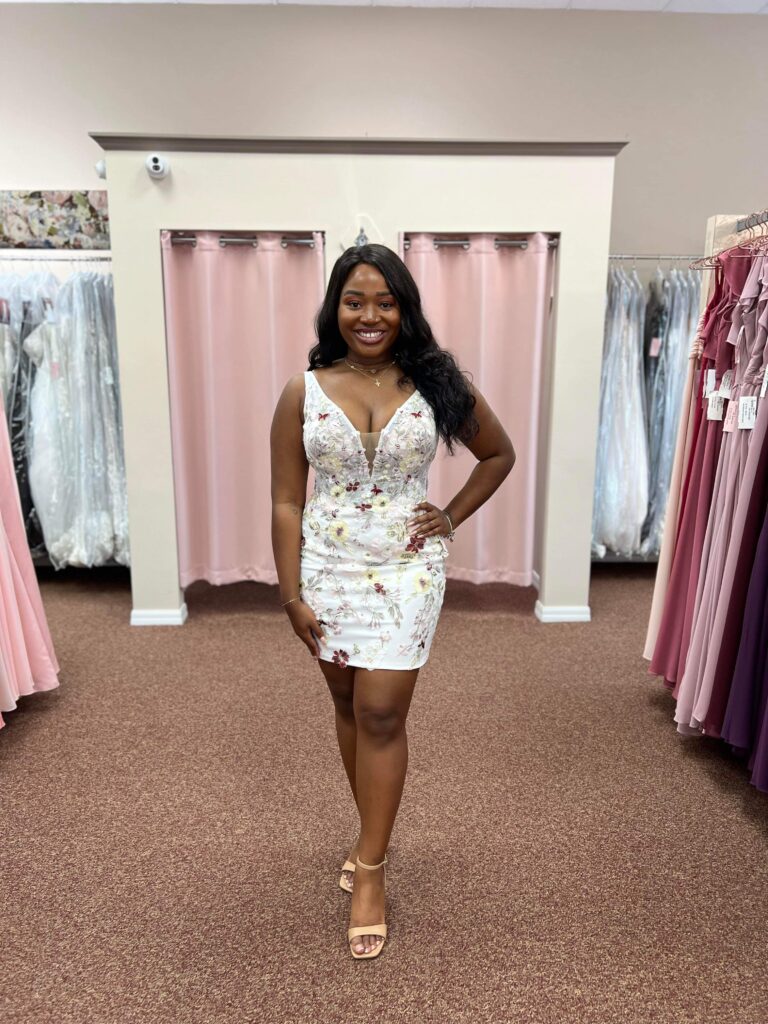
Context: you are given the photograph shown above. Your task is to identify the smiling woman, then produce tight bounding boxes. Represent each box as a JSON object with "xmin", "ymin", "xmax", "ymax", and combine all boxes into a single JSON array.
[{"xmin": 269, "ymin": 243, "xmax": 516, "ymax": 959}]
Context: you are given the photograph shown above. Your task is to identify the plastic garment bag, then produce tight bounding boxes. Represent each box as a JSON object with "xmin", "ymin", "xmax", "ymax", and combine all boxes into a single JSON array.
[
  {"xmin": 592, "ymin": 267, "xmax": 650, "ymax": 557},
  {"xmin": 641, "ymin": 269, "xmax": 701, "ymax": 555},
  {"xmin": 24, "ymin": 272, "xmax": 129, "ymax": 568},
  {"xmin": 2, "ymin": 272, "xmax": 58, "ymax": 556}
]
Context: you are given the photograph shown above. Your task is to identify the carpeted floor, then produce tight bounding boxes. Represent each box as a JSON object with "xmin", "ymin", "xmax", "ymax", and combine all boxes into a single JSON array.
[{"xmin": 2, "ymin": 565, "xmax": 767, "ymax": 1024}]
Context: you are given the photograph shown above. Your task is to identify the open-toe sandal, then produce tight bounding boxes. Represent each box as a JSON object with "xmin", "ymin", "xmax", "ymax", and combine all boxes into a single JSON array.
[
  {"xmin": 339, "ymin": 859, "xmax": 356, "ymax": 894},
  {"xmin": 347, "ymin": 855, "xmax": 387, "ymax": 960}
]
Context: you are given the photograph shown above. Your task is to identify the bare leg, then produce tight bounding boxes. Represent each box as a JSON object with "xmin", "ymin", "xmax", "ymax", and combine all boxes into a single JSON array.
[
  {"xmin": 317, "ymin": 658, "xmax": 360, "ymax": 885},
  {"xmin": 349, "ymin": 666, "xmax": 419, "ymax": 955}
]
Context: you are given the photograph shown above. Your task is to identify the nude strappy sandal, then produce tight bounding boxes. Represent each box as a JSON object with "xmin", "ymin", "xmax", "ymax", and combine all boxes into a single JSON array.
[
  {"xmin": 347, "ymin": 855, "xmax": 388, "ymax": 960},
  {"xmin": 339, "ymin": 860, "xmax": 356, "ymax": 893}
]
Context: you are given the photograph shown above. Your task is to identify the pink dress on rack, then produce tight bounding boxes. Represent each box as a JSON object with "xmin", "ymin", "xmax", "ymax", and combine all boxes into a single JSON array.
[
  {"xmin": 0, "ymin": 396, "xmax": 59, "ymax": 728},
  {"xmin": 649, "ymin": 265, "xmax": 727, "ymax": 687},
  {"xmin": 674, "ymin": 255, "xmax": 763, "ymax": 733}
]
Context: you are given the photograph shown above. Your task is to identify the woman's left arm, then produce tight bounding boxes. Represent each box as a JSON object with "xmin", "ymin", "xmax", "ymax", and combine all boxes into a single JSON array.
[{"xmin": 407, "ymin": 384, "xmax": 516, "ymax": 539}]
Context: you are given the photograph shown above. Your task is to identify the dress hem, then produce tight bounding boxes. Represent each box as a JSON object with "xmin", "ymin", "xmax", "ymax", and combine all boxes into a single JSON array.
[{"xmin": 316, "ymin": 652, "xmax": 430, "ymax": 672}]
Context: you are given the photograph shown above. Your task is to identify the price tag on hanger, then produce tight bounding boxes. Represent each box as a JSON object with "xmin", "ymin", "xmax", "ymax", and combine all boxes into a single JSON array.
[
  {"xmin": 649, "ymin": 337, "xmax": 662, "ymax": 359},
  {"xmin": 738, "ymin": 396, "xmax": 758, "ymax": 430},
  {"xmin": 719, "ymin": 370, "xmax": 734, "ymax": 400},
  {"xmin": 720, "ymin": 397, "xmax": 741, "ymax": 430},
  {"xmin": 761, "ymin": 372, "xmax": 768, "ymax": 400},
  {"xmin": 704, "ymin": 369, "xmax": 717, "ymax": 398},
  {"xmin": 707, "ymin": 393, "xmax": 725, "ymax": 422},
  {"xmin": 722, "ymin": 399, "xmax": 737, "ymax": 432}
]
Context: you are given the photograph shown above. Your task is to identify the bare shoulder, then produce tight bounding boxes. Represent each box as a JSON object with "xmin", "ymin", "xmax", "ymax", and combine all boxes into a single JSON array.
[
  {"xmin": 286, "ymin": 370, "xmax": 307, "ymax": 390},
  {"xmin": 273, "ymin": 371, "xmax": 307, "ymax": 423},
  {"xmin": 279, "ymin": 371, "xmax": 307, "ymax": 402}
]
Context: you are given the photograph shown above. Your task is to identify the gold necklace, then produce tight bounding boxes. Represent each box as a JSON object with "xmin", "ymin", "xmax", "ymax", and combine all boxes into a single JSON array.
[{"xmin": 344, "ymin": 358, "xmax": 396, "ymax": 388}]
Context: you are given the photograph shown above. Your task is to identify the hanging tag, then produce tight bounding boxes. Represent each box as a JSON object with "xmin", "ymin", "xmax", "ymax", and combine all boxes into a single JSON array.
[
  {"xmin": 738, "ymin": 396, "xmax": 758, "ymax": 430},
  {"xmin": 649, "ymin": 337, "xmax": 662, "ymax": 358},
  {"xmin": 704, "ymin": 369, "xmax": 716, "ymax": 397},
  {"xmin": 707, "ymin": 393, "xmax": 725, "ymax": 422},
  {"xmin": 722, "ymin": 398, "xmax": 737, "ymax": 432},
  {"xmin": 761, "ymin": 372, "xmax": 768, "ymax": 400},
  {"xmin": 719, "ymin": 370, "xmax": 733, "ymax": 400}
]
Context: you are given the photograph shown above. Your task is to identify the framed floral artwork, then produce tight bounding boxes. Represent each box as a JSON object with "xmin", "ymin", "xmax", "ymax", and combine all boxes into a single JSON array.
[{"xmin": 0, "ymin": 190, "xmax": 110, "ymax": 249}]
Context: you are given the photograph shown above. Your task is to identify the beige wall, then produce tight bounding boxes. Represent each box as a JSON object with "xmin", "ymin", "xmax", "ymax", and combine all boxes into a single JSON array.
[{"xmin": 0, "ymin": 5, "xmax": 766, "ymax": 254}]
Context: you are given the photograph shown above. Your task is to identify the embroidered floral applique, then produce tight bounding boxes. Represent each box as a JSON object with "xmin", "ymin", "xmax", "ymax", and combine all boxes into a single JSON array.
[{"xmin": 300, "ymin": 371, "xmax": 447, "ymax": 669}]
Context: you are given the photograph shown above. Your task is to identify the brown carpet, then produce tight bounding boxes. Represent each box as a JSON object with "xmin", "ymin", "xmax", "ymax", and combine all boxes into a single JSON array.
[{"xmin": 2, "ymin": 565, "xmax": 767, "ymax": 1024}]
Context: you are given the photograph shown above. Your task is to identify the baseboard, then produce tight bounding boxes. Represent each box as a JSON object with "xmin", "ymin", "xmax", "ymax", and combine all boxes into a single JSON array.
[
  {"xmin": 534, "ymin": 600, "xmax": 591, "ymax": 623},
  {"xmin": 130, "ymin": 603, "xmax": 189, "ymax": 627}
]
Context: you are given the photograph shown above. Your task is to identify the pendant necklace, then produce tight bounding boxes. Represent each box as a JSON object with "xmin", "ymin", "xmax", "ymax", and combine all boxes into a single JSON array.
[{"xmin": 344, "ymin": 358, "xmax": 396, "ymax": 387}]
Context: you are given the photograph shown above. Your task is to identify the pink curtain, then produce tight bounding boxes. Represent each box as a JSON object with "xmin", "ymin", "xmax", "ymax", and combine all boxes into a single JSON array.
[
  {"xmin": 402, "ymin": 232, "xmax": 555, "ymax": 585},
  {"xmin": 0, "ymin": 396, "xmax": 59, "ymax": 728},
  {"xmin": 161, "ymin": 230, "xmax": 324, "ymax": 587}
]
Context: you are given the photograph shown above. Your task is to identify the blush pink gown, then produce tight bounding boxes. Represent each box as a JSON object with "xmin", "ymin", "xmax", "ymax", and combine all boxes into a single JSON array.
[{"xmin": 0, "ymin": 396, "xmax": 59, "ymax": 729}]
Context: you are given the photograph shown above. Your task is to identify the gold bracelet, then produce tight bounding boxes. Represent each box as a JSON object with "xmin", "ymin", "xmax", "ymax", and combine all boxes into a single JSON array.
[{"xmin": 281, "ymin": 596, "xmax": 300, "ymax": 607}]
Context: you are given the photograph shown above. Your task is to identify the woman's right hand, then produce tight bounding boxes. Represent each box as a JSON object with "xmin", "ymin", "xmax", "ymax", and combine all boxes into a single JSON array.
[{"xmin": 285, "ymin": 600, "xmax": 327, "ymax": 659}]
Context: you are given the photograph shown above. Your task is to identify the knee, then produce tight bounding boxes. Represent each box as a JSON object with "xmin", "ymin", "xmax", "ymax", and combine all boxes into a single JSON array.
[
  {"xmin": 329, "ymin": 684, "xmax": 355, "ymax": 719},
  {"xmin": 355, "ymin": 704, "xmax": 404, "ymax": 742}
]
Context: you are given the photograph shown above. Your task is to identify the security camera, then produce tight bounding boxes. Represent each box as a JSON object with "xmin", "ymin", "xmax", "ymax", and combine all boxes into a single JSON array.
[
  {"xmin": 146, "ymin": 153, "xmax": 170, "ymax": 180},
  {"xmin": 95, "ymin": 159, "xmax": 107, "ymax": 180}
]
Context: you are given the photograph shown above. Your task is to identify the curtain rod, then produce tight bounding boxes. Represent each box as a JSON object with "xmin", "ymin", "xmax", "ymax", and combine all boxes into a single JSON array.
[
  {"xmin": 403, "ymin": 237, "xmax": 559, "ymax": 251},
  {"xmin": 169, "ymin": 235, "xmax": 318, "ymax": 248}
]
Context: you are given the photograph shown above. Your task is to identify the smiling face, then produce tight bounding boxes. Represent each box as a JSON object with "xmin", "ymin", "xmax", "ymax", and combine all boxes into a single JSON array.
[{"xmin": 338, "ymin": 263, "xmax": 401, "ymax": 363}]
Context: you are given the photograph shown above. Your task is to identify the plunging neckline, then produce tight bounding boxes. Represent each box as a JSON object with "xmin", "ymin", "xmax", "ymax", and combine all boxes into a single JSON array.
[{"xmin": 309, "ymin": 369, "xmax": 420, "ymax": 480}]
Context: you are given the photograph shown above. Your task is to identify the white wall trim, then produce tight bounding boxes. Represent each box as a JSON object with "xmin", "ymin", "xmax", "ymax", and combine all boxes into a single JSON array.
[
  {"xmin": 534, "ymin": 600, "xmax": 591, "ymax": 623},
  {"xmin": 531, "ymin": 569, "xmax": 541, "ymax": 592},
  {"xmin": 130, "ymin": 604, "xmax": 189, "ymax": 627}
]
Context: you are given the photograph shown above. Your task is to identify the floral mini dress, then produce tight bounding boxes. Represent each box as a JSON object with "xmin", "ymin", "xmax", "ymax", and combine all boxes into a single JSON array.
[{"xmin": 299, "ymin": 369, "xmax": 449, "ymax": 671}]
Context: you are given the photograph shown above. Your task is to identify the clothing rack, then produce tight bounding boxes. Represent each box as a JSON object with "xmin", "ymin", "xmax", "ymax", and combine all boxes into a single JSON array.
[
  {"xmin": 0, "ymin": 249, "xmax": 112, "ymax": 262},
  {"xmin": 735, "ymin": 210, "xmax": 768, "ymax": 235},
  {"xmin": 609, "ymin": 254, "xmax": 702, "ymax": 262}
]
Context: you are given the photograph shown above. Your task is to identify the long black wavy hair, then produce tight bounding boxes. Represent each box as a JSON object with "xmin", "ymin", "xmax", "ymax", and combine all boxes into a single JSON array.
[{"xmin": 308, "ymin": 244, "xmax": 478, "ymax": 455}]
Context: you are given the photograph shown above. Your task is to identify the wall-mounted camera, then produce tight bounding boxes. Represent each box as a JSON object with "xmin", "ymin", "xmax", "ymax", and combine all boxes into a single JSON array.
[{"xmin": 146, "ymin": 153, "xmax": 170, "ymax": 181}]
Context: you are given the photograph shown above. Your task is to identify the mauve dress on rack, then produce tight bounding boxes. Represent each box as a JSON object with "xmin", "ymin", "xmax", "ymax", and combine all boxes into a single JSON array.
[
  {"xmin": 0, "ymin": 395, "xmax": 59, "ymax": 729},
  {"xmin": 699, "ymin": 262, "xmax": 768, "ymax": 735},
  {"xmin": 741, "ymin": 514, "xmax": 768, "ymax": 791},
  {"xmin": 649, "ymin": 259, "xmax": 736, "ymax": 688},
  {"xmin": 674, "ymin": 256, "xmax": 764, "ymax": 733},
  {"xmin": 720, "ymin": 495, "xmax": 768, "ymax": 763},
  {"xmin": 647, "ymin": 280, "xmax": 717, "ymax": 684}
]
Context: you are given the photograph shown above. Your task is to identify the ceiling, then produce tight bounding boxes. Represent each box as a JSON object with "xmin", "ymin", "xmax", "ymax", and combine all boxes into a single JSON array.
[{"xmin": 4, "ymin": 0, "xmax": 768, "ymax": 10}]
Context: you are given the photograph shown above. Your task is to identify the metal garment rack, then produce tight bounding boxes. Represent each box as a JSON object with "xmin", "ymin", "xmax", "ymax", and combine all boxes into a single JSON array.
[
  {"xmin": 403, "ymin": 236, "xmax": 560, "ymax": 251},
  {"xmin": 168, "ymin": 233, "xmax": 318, "ymax": 248},
  {"xmin": 736, "ymin": 210, "xmax": 768, "ymax": 235},
  {"xmin": 0, "ymin": 249, "xmax": 112, "ymax": 261},
  {"xmin": 609, "ymin": 254, "xmax": 702, "ymax": 262}
]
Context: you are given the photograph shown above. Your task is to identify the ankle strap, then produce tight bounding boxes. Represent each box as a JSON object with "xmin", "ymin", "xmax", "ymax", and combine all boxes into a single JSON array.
[{"xmin": 356, "ymin": 855, "xmax": 387, "ymax": 870}]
